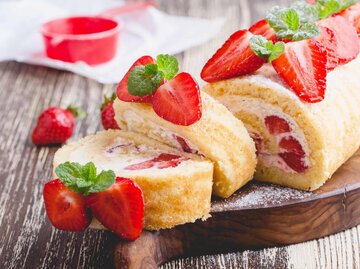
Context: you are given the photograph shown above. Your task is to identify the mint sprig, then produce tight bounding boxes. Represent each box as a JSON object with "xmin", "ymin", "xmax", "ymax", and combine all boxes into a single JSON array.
[
  {"xmin": 55, "ymin": 162, "xmax": 115, "ymax": 195},
  {"xmin": 266, "ymin": 6, "xmax": 320, "ymax": 41},
  {"xmin": 250, "ymin": 35, "xmax": 285, "ymax": 63},
  {"xmin": 127, "ymin": 54, "xmax": 179, "ymax": 97},
  {"xmin": 315, "ymin": 0, "xmax": 356, "ymax": 19}
]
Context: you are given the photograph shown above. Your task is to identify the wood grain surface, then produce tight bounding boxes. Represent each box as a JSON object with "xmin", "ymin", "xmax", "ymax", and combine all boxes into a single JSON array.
[{"xmin": 0, "ymin": 0, "xmax": 359, "ymax": 269}]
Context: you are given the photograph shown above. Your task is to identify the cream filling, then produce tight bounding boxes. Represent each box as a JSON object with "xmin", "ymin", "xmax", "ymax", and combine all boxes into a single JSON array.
[
  {"xmin": 69, "ymin": 136, "xmax": 189, "ymax": 173},
  {"xmin": 122, "ymin": 110, "xmax": 202, "ymax": 155},
  {"xmin": 218, "ymin": 96, "xmax": 311, "ymax": 173}
]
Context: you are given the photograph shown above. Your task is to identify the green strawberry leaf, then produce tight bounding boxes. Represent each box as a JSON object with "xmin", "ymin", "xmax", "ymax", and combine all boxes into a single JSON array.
[
  {"xmin": 67, "ymin": 105, "xmax": 86, "ymax": 119},
  {"xmin": 127, "ymin": 65, "xmax": 163, "ymax": 97},
  {"xmin": 156, "ymin": 54, "xmax": 179, "ymax": 80},
  {"xmin": 55, "ymin": 162, "xmax": 116, "ymax": 196},
  {"xmin": 249, "ymin": 35, "xmax": 285, "ymax": 63}
]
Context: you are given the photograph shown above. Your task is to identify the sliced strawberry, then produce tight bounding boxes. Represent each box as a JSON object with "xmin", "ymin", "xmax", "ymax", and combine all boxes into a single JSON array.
[
  {"xmin": 116, "ymin": 56, "xmax": 154, "ymax": 103},
  {"xmin": 317, "ymin": 16, "xmax": 359, "ymax": 67},
  {"xmin": 338, "ymin": 2, "xmax": 360, "ymax": 36},
  {"xmin": 200, "ymin": 30, "xmax": 266, "ymax": 82},
  {"xmin": 264, "ymin": 115, "xmax": 291, "ymax": 135},
  {"xmin": 152, "ymin": 72, "xmax": 202, "ymax": 126},
  {"xmin": 272, "ymin": 39, "xmax": 327, "ymax": 103},
  {"xmin": 249, "ymin": 19, "xmax": 277, "ymax": 41},
  {"xmin": 313, "ymin": 26, "xmax": 339, "ymax": 70},
  {"xmin": 278, "ymin": 136, "xmax": 308, "ymax": 173},
  {"xmin": 124, "ymin": 160, "xmax": 154, "ymax": 170},
  {"xmin": 43, "ymin": 179, "xmax": 90, "ymax": 232},
  {"xmin": 124, "ymin": 153, "xmax": 187, "ymax": 170},
  {"xmin": 174, "ymin": 135, "xmax": 192, "ymax": 153},
  {"xmin": 87, "ymin": 177, "xmax": 144, "ymax": 241}
]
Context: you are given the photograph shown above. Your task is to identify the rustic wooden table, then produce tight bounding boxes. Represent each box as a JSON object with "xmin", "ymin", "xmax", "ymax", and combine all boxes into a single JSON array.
[{"xmin": 1, "ymin": 0, "xmax": 359, "ymax": 268}]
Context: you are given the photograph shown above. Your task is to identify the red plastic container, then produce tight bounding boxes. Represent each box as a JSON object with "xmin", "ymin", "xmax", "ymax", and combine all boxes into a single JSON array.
[
  {"xmin": 41, "ymin": 2, "xmax": 156, "ymax": 65},
  {"xmin": 41, "ymin": 16, "xmax": 121, "ymax": 65}
]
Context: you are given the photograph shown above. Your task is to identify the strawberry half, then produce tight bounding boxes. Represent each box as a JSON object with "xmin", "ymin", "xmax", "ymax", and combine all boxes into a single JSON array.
[
  {"xmin": 116, "ymin": 56, "xmax": 154, "ymax": 102},
  {"xmin": 316, "ymin": 16, "xmax": 359, "ymax": 68},
  {"xmin": 43, "ymin": 179, "xmax": 90, "ymax": 232},
  {"xmin": 272, "ymin": 39, "xmax": 327, "ymax": 103},
  {"xmin": 249, "ymin": 19, "xmax": 277, "ymax": 41},
  {"xmin": 200, "ymin": 30, "xmax": 266, "ymax": 82},
  {"xmin": 87, "ymin": 177, "xmax": 144, "ymax": 241},
  {"xmin": 338, "ymin": 2, "xmax": 360, "ymax": 36},
  {"xmin": 152, "ymin": 72, "xmax": 202, "ymax": 126}
]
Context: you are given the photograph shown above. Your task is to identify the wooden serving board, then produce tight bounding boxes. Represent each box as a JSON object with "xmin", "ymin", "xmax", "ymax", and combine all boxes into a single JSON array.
[{"xmin": 113, "ymin": 150, "xmax": 360, "ymax": 269}]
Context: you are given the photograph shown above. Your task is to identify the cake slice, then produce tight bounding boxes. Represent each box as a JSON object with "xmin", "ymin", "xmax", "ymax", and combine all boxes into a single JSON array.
[
  {"xmin": 53, "ymin": 130, "xmax": 213, "ymax": 230},
  {"xmin": 203, "ymin": 56, "xmax": 360, "ymax": 191},
  {"xmin": 113, "ymin": 91, "xmax": 257, "ymax": 198}
]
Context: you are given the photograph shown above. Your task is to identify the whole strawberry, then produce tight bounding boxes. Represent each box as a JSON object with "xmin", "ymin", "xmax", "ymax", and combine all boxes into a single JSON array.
[
  {"xmin": 101, "ymin": 93, "xmax": 120, "ymax": 130},
  {"xmin": 32, "ymin": 105, "xmax": 85, "ymax": 146}
]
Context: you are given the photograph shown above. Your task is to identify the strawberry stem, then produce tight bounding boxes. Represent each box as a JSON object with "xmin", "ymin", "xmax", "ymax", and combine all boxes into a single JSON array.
[
  {"xmin": 67, "ymin": 105, "xmax": 86, "ymax": 118},
  {"xmin": 101, "ymin": 93, "xmax": 116, "ymax": 111}
]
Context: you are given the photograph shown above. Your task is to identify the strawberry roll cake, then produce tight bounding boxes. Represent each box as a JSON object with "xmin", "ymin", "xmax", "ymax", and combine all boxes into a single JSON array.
[
  {"xmin": 113, "ymin": 92, "xmax": 256, "ymax": 198},
  {"xmin": 202, "ymin": 2, "xmax": 360, "ymax": 191},
  {"xmin": 53, "ymin": 130, "xmax": 213, "ymax": 230},
  {"xmin": 113, "ymin": 54, "xmax": 257, "ymax": 198}
]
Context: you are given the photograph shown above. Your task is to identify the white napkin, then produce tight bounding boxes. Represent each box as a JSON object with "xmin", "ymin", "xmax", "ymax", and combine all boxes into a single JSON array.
[{"xmin": 0, "ymin": 0, "xmax": 224, "ymax": 83}]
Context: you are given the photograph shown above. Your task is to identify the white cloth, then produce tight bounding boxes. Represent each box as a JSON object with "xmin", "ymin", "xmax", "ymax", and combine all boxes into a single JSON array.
[{"xmin": 0, "ymin": 0, "xmax": 224, "ymax": 83}]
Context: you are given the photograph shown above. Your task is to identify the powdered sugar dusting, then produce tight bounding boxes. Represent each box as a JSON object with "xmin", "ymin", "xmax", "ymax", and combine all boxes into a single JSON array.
[{"xmin": 211, "ymin": 182, "xmax": 313, "ymax": 212}]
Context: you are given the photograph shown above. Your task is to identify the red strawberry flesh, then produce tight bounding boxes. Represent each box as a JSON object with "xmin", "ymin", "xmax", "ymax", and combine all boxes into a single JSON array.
[
  {"xmin": 116, "ymin": 56, "xmax": 154, "ymax": 103},
  {"xmin": 317, "ymin": 16, "xmax": 359, "ymax": 67},
  {"xmin": 338, "ymin": 2, "xmax": 360, "ymax": 37},
  {"xmin": 124, "ymin": 153, "xmax": 188, "ymax": 170},
  {"xmin": 249, "ymin": 19, "xmax": 277, "ymax": 41},
  {"xmin": 272, "ymin": 39, "xmax": 327, "ymax": 103},
  {"xmin": 43, "ymin": 179, "xmax": 90, "ymax": 232},
  {"xmin": 152, "ymin": 72, "xmax": 202, "ymax": 126},
  {"xmin": 87, "ymin": 177, "xmax": 144, "ymax": 240},
  {"xmin": 200, "ymin": 30, "xmax": 266, "ymax": 82},
  {"xmin": 264, "ymin": 115, "xmax": 291, "ymax": 135},
  {"xmin": 174, "ymin": 135, "xmax": 192, "ymax": 153},
  {"xmin": 278, "ymin": 136, "xmax": 308, "ymax": 173}
]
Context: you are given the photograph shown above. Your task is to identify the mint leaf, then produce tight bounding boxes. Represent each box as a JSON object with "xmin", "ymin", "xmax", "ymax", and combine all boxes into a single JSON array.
[
  {"xmin": 127, "ymin": 65, "xmax": 163, "ymax": 97},
  {"xmin": 249, "ymin": 35, "xmax": 285, "ymax": 63},
  {"xmin": 86, "ymin": 170, "xmax": 115, "ymax": 195},
  {"xmin": 80, "ymin": 162, "xmax": 97, "ymax": 182},
  {"xmin": 268, "ymin": 42, "xmax": 285, "ymax": 62},
  {"xmin": 317, "ymin": 0, "xmax": 340, "ymax": 19},
  {"xmin": 292, "ymin": 22, "xmax": 321, "ymax": 41},
  {"xmin": 55, "ymin": 162, "xmax": 82, "ymax": 192},
  {"xmin": 291, "ymin": 1, "xmax": 318, "ymax": 23},
  {"xmin": 283, "ymin": 9, "xmax": 300, "ymax": 31},
  {"xmin": 314, "ymin": 0, "xmax": 356, "ymax": 19},
  {"xmin": 55, "ymin": 162, "xmax": 116, "ymax": 196},
  {"xmin": 266, "ymin": 5, "xmax": 320, "ymax": 41},
  {"xmin": 156, "ymin": 54, "xmax": 179, "ymax": 80}
]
